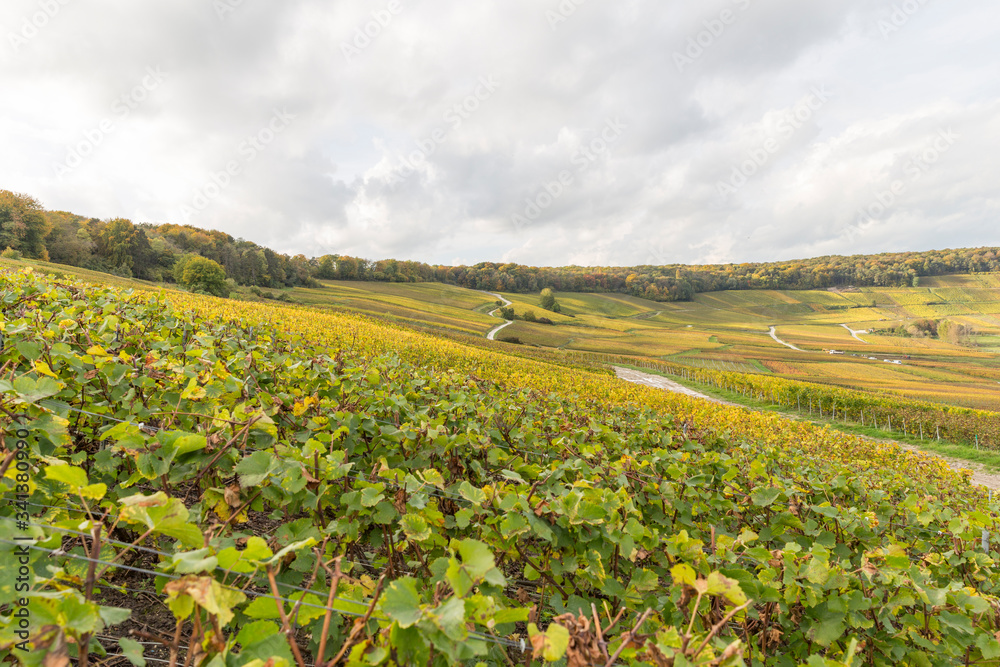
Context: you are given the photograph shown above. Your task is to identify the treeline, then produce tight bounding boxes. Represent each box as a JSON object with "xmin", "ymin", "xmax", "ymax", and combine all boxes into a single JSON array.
[
  {"xmin": 427, "ymin": 249, "xmax": 1000, "ymax": 301},
  {"xmin": 292, "ymin": 247, "xmax": 1000, "ymax": 302},
  {"xmin": 4, "ymin": 189, "xmax": 1000, "ymax": 302},
  {"xmin": 2, "ymin": 191, "xmax": 319, "ymax": 290}
]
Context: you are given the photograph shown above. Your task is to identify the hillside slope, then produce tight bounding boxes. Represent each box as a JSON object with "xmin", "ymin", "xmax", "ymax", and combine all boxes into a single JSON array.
[{"xmin": 2, "ymin": 267, "xmax": 999, "ymax": 665}]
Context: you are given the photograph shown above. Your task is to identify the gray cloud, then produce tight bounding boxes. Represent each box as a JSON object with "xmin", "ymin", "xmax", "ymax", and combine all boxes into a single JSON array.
[{"xmin": 1, "ymin": 0, "xmax": 998, "ymax": 266}]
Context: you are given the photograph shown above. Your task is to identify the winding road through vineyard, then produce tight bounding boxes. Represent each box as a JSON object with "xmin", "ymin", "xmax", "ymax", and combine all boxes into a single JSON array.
[
  {"xmin": 483, "ymin": 305, "xmax": 1000, "ymax": 489},
  {"xmin": 768, "ymin": 325, "xmax": 803, "ymax": 351},
  {"xmin": 612, "ymin": 366, "xmax": 739, "ymax": 406},
  {"xmin": 484, "ymin": 292, "xmax": 514, "ymax": 340},
  {"xmin": 613, "ymin": 366, "xmax": 1000, "ymax": 491}
]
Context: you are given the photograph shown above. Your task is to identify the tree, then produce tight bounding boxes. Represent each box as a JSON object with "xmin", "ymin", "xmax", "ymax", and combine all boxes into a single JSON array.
[
  {"xmin": 263, "ymin": 248, "xmax": 286, "ymax": 286},
  {"xmin": 0, "ymin": 190, "xmax": 49, "ymax": 258},
  {"xmin": 44, "ymin": 212, "xmax": 95, "ymax": 266},
  {"xmin": 239, "ymin": 248, "xmax": 269, "ymax": 286},
  {"xmin": 102, "ymin": 218, "xmax": 136, "ymax": 271},
  {"xmin": 336, "ymin": 256, "xmax": 360, "ymax": 280},
  {"xmin": 129, "ymin": 227, "xmax": 156, "ymax": 279},
  {"xmin": 178, "ymin": 256, "xmax": 229, "ymax": 297},
  {"xmin": 540, "ymin": 288, "xmax": 561, "ymax": 313},
  {"xmin": 93, "ymin": 218, "xmax": 158, "ymax": 279},
  {"xmin": 289, "ymin": 254, "xmax": 314, "ymax": 285},
  {"xmin": 938, "ymin": 319, "xmax": 973, "ymax": 346},
  {"xmin": 317, "ymin": 255, "xmax": 336, "ymax": 279}
]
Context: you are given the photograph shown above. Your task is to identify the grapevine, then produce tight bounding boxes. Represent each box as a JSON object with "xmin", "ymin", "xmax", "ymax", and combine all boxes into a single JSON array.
[{"xmin": 1, "ymin": 268, "xmax": 999, "ymax": 666}]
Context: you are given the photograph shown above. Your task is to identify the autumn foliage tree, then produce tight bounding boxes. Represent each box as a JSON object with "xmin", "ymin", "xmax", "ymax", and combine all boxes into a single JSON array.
[
  {"xmin": 0, "ymin": 190, "xmax": 49, "ymax": 259},
  {"xmin": 540, "ymin": 288, "xmax": 561, "ymax": 313},
  {"xmin": 7, "ymin": 189, "xmax": 1000, "ymax": 303},
  {"xmin": 176, "ymin": 255, "xmax": 229, "ymax": 297}
]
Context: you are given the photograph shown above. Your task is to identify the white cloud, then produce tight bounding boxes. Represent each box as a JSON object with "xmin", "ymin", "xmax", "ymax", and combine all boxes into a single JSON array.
[{"xmin": 1, "ymin": 0, "xmax": 998, "ymax": 266}]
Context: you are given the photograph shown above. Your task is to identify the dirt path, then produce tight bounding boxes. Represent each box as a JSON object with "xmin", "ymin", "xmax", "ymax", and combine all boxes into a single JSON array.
[
  {"xmin": 769, "ymin": 326, "xmax": 803, "ymax": 351},
  {"xmin": 840, "ymin": 323, "xmax": 869, "ymax": 344},
  {"xmin": 487, "ymin": 319, "xmax": 513, "ymax": 340},
  {"xmin": 483, "ymin": 292, "xmax": 514, "ymax": 341},
  {"xmin": 614, "ymin": 366, "xmax": 1000, "ymax": 491},
  {"xmin": 896, "ymin": 444, "xmax": 1000, "ymax": 491},
  {"xmin": 613, "ymin": 367, "xmax": 741, "ymax": 406}
]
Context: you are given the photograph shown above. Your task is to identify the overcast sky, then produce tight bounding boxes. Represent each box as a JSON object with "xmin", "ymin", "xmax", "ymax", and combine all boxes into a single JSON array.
[{"xmin": 2, "ymin": 0, "xmax": 998, "ymax": 267}]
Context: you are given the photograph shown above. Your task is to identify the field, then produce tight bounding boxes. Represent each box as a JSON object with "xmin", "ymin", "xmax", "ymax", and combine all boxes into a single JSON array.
[
  {"xmin": 4, "ymin": 255, "xmax": 1000, "ymax": 411},
  {"xmin": 492, "ymin": 281, "xmax": 1000, "ymax": 412},
  {"xmin": 4, "ymin": 266, "xmax": 1000, "ymax": 666},
  {"xmin": 289, "ymin": 280, "xmax": 499, "ymax": 336}
]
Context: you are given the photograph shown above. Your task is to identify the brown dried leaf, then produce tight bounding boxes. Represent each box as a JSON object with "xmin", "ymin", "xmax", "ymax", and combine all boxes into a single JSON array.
[
  {"xmin": 224, "ymin": 484, "xmax": 241, "ymax": 508},
  {"xmin": 35, "ymin": 625, "xmax": 70, "ymax": 667},
  {"xmin": 720, "ymin": 639, "xmax": 743, "ymax": 661},
  {"xmin": 552, "ymin": 613, "xmax": 605, "ymax": 667},
  {"xmin": 206, "ymin": 433, "xmax": 223, "ymax": 451},
  {"xmin": 393, "ymin": 488, "xmax": 408, "ymax": 513},
  {"xmin": 41, "ymin": 628, "xmax": 69, "ymax": 667},
  {"xmin": 529, "ymin": 632, "xmax": 548, "ymax": 658}
]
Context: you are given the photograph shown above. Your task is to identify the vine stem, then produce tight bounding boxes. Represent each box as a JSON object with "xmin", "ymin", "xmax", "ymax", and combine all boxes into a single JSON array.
[
  {"xmin": 592, "ymin": 603, "xmax": 610, "ymax": 661},
  {"xmin": 77, "ymin": 521, "xmax": 103, "ymax": 667},
  {"xmin": 602, "ymin": 608, "xmax": 652, "ymax": 667},
  {"xmin": 169, "ymin": 617, "xmax": 184, "ymax": 667},
  {"xmin": 511, "ymin": 541, "xmax": 570, "ymax": 600},
  {"xmin": 267, "ymin": 565, "xmax": 309, "ymax": 667},
  {"xmin": 683, "ymin": 592, "xmax": 704, "ymax": 648},
  {"xmin": 185, "ymin": 416, "xmax": 261, "ymax": 501},
  {"xmin": 329, "ymin": 574, "xmax": 386, "ymax": 666},
  {"xmin": 216, "ymin": 491, "xmax": 263, "ymax": 534},
  {"xmin": 690, "ymin": 600, "xmax": 752, "ymax": 660},
  {"xmin": 316, "ymin": 556, "xmax": 344, "ymax": 667}
]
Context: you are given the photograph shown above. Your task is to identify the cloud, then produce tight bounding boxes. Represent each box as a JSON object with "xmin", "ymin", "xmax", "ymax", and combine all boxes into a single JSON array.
[{"xmin": 1, "ymin": 0, "xmax": 998, "ymax": 266}]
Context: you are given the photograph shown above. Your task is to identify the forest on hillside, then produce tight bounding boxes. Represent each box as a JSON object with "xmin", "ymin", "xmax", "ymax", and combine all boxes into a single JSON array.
[{"xmin": 3, "ymin": 189, "xmax": 1000, "ymax": 302}]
